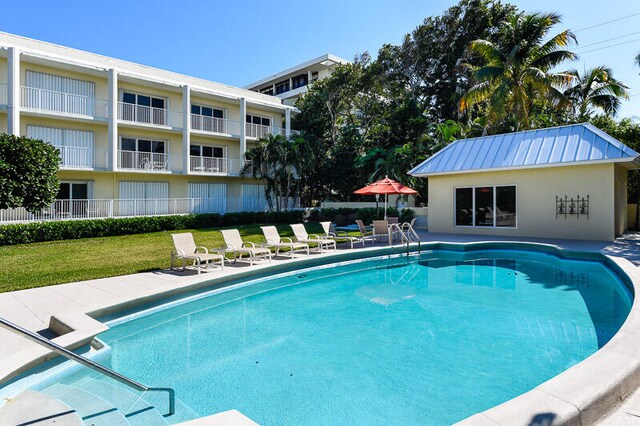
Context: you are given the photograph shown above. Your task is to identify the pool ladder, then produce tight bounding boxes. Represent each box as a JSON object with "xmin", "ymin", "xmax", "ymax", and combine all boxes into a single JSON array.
[
  {"xmin": 0, "ymin": 317, "xmax": 176, "ymax": 417},
  {"xmin": 389, "ymin": 222, "xmax": 421, "ymax": 257}
]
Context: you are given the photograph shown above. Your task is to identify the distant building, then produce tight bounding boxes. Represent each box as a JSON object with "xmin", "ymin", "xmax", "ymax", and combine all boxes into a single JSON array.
[{"xmin": 245, "ymin": 54, "xmax": 349, "ymax": 106}]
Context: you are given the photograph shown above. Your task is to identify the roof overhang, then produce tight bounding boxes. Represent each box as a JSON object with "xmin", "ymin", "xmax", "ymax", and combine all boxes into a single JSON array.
[{"xmin": 409, "ymin": 156, "xmax": 640, "ymax": 178}]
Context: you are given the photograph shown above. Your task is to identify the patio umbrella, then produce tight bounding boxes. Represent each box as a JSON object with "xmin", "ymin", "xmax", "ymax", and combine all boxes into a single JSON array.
[{"xmin": 354, "ymin": 176, "xmax": 418, "ymax": 219}]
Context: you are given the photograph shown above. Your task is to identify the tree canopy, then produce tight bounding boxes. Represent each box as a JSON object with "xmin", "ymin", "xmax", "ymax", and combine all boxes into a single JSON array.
[{"xmin": 0, "ymin": 133, "xmax": 60, "ymax": 212}]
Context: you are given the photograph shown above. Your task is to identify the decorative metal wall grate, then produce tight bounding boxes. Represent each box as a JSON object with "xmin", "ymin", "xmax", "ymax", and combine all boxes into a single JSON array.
[{"xmin": 556, "ymin": 195, "xmax": 589, "ymax": 219}]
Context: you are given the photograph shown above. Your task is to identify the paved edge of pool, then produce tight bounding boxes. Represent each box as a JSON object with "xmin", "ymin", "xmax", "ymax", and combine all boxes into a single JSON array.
[{"xmin": 1, "ymin": 240, "xmax": 638, "ymax": 426}]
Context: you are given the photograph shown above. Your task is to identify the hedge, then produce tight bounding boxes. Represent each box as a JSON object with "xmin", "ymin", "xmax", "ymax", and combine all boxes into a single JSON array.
[
  {"xmin": 307, "ymin": 207, "xmax": 415, "ymax": 225},
  {"xmin": 0, "ymin": 210, "xmax": 305, "ymax": 246}
]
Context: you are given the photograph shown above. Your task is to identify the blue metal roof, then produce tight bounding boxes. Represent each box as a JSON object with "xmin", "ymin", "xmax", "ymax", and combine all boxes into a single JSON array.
[{"xmin": 409, "ymin": 123, "xmax": 640, "ymax": 177}]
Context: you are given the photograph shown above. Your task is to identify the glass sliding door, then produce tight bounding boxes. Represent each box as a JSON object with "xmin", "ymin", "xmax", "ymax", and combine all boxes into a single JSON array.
[
  {"xmin": 496, "ymin": 186, "xmax": 517, "ymax": 227},
  {"xmin": 455, "ymin": 188, "xmax": 473, "ymax": 226}
]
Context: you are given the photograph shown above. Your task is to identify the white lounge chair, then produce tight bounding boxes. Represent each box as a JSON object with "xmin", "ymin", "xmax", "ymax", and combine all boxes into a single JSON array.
[
  {"xmin": 290, "ymin": 223, "xmax": 336, "ymax": 252},
  {"xmin": 170, "ymin": 233, "xmax": 224, "ymax": 274},
  {"xmin": 261, "ymin": 226, "xmax": 309, "ymax": 258},
  {"xmin": 320, "ymin": 221, "xmax": 365, "ymax": 249},
  {"xmin": 355, "ymin": 219, "xmax": 376, "ymax": 245},
  {"xmin": 221, "ymin": 229, "xmax": 272, "ymax": 265},
  {"xmin": 373, "ymin": 220, "xmax": 393, "ymax": 245}
]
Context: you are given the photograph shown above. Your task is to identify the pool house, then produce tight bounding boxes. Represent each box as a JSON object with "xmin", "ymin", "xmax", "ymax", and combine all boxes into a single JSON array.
[{"xmin": 409, "ymin": 123, "xmax": 640, "ymax": 241}]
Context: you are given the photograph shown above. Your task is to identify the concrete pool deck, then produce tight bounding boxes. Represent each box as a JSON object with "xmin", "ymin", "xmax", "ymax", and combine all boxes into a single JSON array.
[{"xmin": 2, "ymin": 231, "xmax": 640, "ymax": 425}]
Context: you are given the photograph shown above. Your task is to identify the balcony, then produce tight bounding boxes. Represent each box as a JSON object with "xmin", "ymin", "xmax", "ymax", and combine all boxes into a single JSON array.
[
  {"xmin": 189, "ymin": 156, "xmax": 245, "ymax": 175},
  {"xmin": 118, "ymin": 102, "xmax": 181, "ymax": 129},
  {"xmin": 55, "ymin": 146, "xmax": 108, "ymax": 170},
  {"xmin": 0, "ymin": 83, "xmax": 7, "ymax": 106},
  {"xmin": 0, "ymin": 196, "xmax": 300, "ymax": 223},
  {"xmin": 245, "ymin": 123, "xmax": 299, "ymax": 139},
  {"xmin": 191, "ymin": 115, "xmax": 241, "ymax": 136},
  {"xmin": 117, "ymin": 150, "xmax": 173, "ymax": 172},
  {"xmin": 21, "ymin": 86, "xmax": 108, "ymax": 119}
]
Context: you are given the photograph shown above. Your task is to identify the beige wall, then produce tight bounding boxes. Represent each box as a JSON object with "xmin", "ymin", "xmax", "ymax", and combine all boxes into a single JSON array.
[
  {"xmin": 21, "ymin": 63, "xmax": 109, "ymax": 99},
  {"xmin": 20, "ymin": 117, "xmax": 109, "ymax": 151},
  {"xmin": 427, "ymin": 163, "xmax": 620, "ymax": 241}
]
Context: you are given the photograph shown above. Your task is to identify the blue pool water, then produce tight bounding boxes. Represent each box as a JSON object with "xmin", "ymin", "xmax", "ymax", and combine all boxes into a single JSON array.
[{"xmin": 34, "ymin": 249, "xmax": 632, "ymax": 425}]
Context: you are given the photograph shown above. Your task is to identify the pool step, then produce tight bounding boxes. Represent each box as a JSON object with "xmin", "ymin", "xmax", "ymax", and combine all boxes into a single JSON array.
[
  {"xmin": 42, "ymin": 383, "xmax": 129, "ymax": 425},
  {"xmin": 0, "ymin": 389, "xmax": 82, "ymax": 425},
  {"xmin": 78, "ymin": 379, "xmax": 169, "ymax": 425}
]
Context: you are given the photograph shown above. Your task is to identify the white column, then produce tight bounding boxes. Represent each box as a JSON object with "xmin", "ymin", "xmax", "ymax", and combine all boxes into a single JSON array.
[
  {"xmin": 239, "ymin": 97, "xmax": 247, "ymax": 160},
  {"xmin": 285, "ymin": 108, "xmax": 291, "ymax": 138},
  {"xmin": 7, "ymin": 47, "xmax": 20, "ymax": 136},
  {"xmin": 182, "ymin": 85, "xmax": 191, "ymax": 174},
  {"xmin": 107, "ymin": 68, "xmax": 118, "ymax": 171}
]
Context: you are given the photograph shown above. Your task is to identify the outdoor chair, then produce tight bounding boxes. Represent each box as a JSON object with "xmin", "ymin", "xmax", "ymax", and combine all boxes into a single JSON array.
[
  {"xmin": 261, "ymin": 226, "xmax": 309, "ymax": 258},
  {"xmin": 170, "ymin": 233, "xmax": 225, "ymax": 274},
  {"xmin": 221, "ymin": 229, "xmax": 272, "ymax": 265},
  {"xmin": 320, "ymin": 221, "xmax": 366, "ymax": 249},
  {"xmin": 290, "ymin": 224, "xmax": 336, "ymax": 252},
  {"xmin": 372, "ymin": 220, "xmax": 394, "ymax": 245},
  {"xmin": 355, "ymin": 219, "xmax": 376, "ymax": 244}
]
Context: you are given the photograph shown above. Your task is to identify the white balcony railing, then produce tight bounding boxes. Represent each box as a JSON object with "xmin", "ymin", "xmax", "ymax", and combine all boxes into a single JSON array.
[
  {"xmin": 118, "ymin": 102, "xmax": 178, "ymax": 127},
  {"xmin": 21, "ymin": 86, "xmax": 108, "ymax": 119},
  {"xmin": 0, "ymin": 83, "xmax": 7, "ymax": 106},
  {"xmin": 190, "ymin": 115, "xmax": 242, "ymax": 135},
  {"xmin": 189, "ymin": 156, "xmax": 244, "ymax": 175},
  {"xmin": 55, "ymin": 146, "xmax": 108, "ymax": 170},
  {"xmin": 245, "ymin": 123, "xmax": 273, "ymax": 139},
  {"xmin": 117, "ymin": 150, "xmax": 170, "ymax": 172},
  {"xmin": 0, "ymin": 197, "xmax": 300, "ymax": 223}
]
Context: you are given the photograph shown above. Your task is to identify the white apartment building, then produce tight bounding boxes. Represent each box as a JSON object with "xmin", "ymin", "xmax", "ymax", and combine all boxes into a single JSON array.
[
  {"xmin": 0, "ymin": 32, "xmax": 298, "ymax": 223},
  {"xmin": 245, "ymin": 53, "xmax": 349, "ymax": 106}
]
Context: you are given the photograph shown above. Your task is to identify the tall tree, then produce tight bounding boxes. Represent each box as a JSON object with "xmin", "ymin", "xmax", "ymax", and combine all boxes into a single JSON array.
[
  {"xmin": 563, "ymin": 66, "xmax": 629, "ymax": 120},
  {"xmin": 460, "ymin": 12, "xmax": 577, "ymax": 131}
]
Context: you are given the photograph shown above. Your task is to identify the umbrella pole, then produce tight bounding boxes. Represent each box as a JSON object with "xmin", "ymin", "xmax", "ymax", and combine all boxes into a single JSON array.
[{"xmin": 384, "ymin": 193, "xmax": 388, "ymax": 219}]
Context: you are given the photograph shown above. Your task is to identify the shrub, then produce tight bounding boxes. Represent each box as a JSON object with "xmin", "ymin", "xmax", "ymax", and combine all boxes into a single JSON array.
[
  {"xmin": 0, "ymin": 210, "xmax": 305, "ymax": 246},
  {"xmin": 307, "ymin": 207, "xmax": 415, "ymax": 225}
]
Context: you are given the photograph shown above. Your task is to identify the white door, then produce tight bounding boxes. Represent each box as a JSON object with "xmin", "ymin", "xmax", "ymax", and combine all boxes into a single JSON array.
[
  {"xmin": 118, "ymin": 181, "xmax": 169, "ymax": 216},
  {"xmin": 242, "ymin": 184, "xmax": 267, "ymax": 211},
  {"xmin": 188, "ymin": 183, "xmax": 226, "ymax": 214}
]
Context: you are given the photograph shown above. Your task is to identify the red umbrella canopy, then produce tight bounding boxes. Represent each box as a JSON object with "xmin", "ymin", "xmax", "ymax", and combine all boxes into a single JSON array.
[{"xmin": 353, "ymin": 176, "xmax": 418, "ymax": 195}]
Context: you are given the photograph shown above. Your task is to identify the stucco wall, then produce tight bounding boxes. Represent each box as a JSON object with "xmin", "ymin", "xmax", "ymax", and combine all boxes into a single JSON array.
[{"xmin": 427, "ymin": 163, "xmax": 618, "ymax": 241}]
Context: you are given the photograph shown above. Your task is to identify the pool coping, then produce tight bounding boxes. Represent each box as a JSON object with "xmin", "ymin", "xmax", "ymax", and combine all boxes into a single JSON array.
[{"xmin": 1, "ymin": 240, "xmax": 639, "ymax": 425}]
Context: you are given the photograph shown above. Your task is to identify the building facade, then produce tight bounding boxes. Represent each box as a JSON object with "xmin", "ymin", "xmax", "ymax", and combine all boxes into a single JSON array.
[
  {"xmin": 0, "ymin": 32, "xmax": 297, "ymax": 223},
  {"xmin": 245, "ymin": 54, "xmax": 348, "ymax": 106}
]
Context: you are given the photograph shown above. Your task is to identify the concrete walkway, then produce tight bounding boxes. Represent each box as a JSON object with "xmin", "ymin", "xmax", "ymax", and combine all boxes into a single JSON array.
[{"xmin": 2, "ymin": 231, "xmax": 640, "ymax": 424}]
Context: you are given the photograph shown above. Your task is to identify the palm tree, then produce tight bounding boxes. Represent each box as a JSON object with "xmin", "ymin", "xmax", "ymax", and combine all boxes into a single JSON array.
[
  {"xmin": 563, "ymin": 66, "xmax": 629, "ymax": 120},
  {"xmin": 459, "ymin": 12, "xmax": 577, "ymax": 131}
]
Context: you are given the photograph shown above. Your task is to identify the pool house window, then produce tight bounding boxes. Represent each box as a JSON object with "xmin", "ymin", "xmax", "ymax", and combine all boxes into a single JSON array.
[{"xmin": 455, "ymin": 185, "xmax": 516, "ymax": 228}]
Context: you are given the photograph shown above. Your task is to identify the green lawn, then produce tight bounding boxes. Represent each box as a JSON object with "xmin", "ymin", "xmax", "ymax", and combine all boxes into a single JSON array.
[{"xmin": 0, "ymin": 223, "xmax": 324, "ymax": 293}]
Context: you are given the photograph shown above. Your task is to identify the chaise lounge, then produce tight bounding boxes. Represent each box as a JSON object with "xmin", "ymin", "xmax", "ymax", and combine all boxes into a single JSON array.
[
  {"xmin": 221, "ymin": 229, "xmax": 272, "ymax": 265},
  {"xmin": 320, "ymin": 221, "xmax": 366, "ymax": 249},
  {"xmin": 290, "ymin": 223, "xmax": 336, "ymax": 252},
  {"xmin": 261, "ymin": 226, "xmax": 310, "ymax": 258},
  {"xmin": 170, "ymin": 232, "xmax": 225, "ymax": 274}
]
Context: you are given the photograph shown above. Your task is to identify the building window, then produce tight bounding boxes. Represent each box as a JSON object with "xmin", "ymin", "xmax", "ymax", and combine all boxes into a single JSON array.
[
  {"xmin": 246, "ymin": 114, "xmax": 271, "ymax": 127},
  {"xmin": 275, "ymin": 80, "xmax": 290, "ymax": 95},
  {"xmin": 121, "ymin": 138, "xmax": 166, "ymax": 154},
  {"xmin": 455, "ymin": 185, "xmax": 516, "ymax": 228},
  {"xmin": 122, "ymin": 92, "xmax": 165, "ymax": 110},
  {"xmin": 311, "ymin": 71, "xmax": 319, "ymax": 82},
  {"xmin": 191, "ymin": 104, "xmax": 224, "ymax": 118},
  {"xmin": 292, "ymin": 74, "xmax": 308, "ymax": 89},
  {"xmin": 57, "ymin": 182, "xmax": 88, "ymax": 200},
  {"xmin": 190, "ymin": 144, "xmax": 224, "ymax": 158}
]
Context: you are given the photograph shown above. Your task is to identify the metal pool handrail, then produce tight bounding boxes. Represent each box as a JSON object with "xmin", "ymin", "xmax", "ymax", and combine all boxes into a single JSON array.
[
  {"xmin": 0, "ymin": 317, "xmax": 175, "ymax": 417},
  {"xmin": 389, "ymin": 222, "xmax": 421, "ymax": 256}
]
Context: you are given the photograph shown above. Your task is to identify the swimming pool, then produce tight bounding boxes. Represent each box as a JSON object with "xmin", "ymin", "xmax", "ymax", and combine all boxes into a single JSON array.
[{"xmin": 30, "ymin": 247, "xmax": 633, "ymax": 424}]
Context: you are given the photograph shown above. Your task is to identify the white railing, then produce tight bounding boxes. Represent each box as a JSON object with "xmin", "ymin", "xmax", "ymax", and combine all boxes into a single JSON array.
[
  {"xmin": 245, "ymin": 123, "xmax": 273, "ymax": 139},
  {"xmin": 21, "ymin": 86, "xmax": 108, "ymax": 118},
  {"xmin": 189, "ymin": 157, "xmax": 243, "ymax": 175},
  {"xmin": 118, "ymin": 102, "xmax": 170, "ymax": 127},
  {"xmin": 0, "ymin": 83, "xmax": 7, "ymax": 106},
  {"xmin": 117, "ymin": 150, "xmax": 170, "ymax": 172},
  {"xmin": 0, "ymin": 197, "xmax": 300, "ymax": 223},
  {"xmin": 55, "ymin": 146, "xmax": 109, "ymax": 170},
  {"xmin": 191, "ymin": 115, "xmax": 235, "ymax": 134}
]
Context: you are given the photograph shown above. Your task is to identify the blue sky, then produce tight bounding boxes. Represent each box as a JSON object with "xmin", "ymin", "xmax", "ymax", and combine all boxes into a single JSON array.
[{"xmin": 2, "ymin": 0, "xmax": 639, "ymax": 118}]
